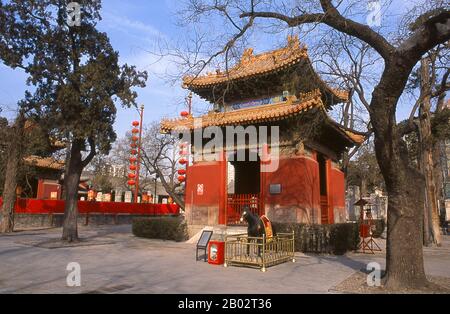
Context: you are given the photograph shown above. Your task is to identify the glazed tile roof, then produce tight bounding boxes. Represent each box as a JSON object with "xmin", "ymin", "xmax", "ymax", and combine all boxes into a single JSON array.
[
  {"xmin": 24, "ymin": 120, "xmax": 67, "ymax": 149},
  {"xmin": 327, "ymin": 120, "xmax": 366, "ymax": 145},
  {"xmin": 182, "ymin": 35, "xmax": 348, "ymax": 102},
  {"xmin": 183, "ymin": 35, "xmax": 308, "ymax": 88},
  {"xmin": 161, "ymin": 89, "xmax": 364, "ymax": 145},
  {"xmin": 161, "ymin": 90, "xmax": 322, "ymax": 132},
  {"xmin": 24, "ymin": 156, "xmax": 65, "ymax": 170},
  {"xmin": 342, "ymin": 130, "xmax": 365, "ymax": 145}
]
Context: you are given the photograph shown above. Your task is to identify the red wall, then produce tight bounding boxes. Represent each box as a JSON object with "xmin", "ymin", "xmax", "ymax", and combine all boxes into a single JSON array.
[
  {"xmin": 0, "ymin": 198, "xmax": 179, "ymax": 215},
  {"xmin": 185, "ymin": 159, "xmax": 226, "ymax": 224},
  {"xmin": 185, "ymin": 162, "xmax": 223, "ymax": 206},
  {"xmin": 37, "ymin": 179, "xmax": 62, "ymax": 200},
  {"xmin": 262, "ymin": 156, "xmax": 320, "ymax": 221},
  {"xmin": 183, "ymin": 153, "xmax": 346, "ymax": 225},
  {"xmin": 329, "ymin": 165, "xmax": 346, "ymax": 222}
]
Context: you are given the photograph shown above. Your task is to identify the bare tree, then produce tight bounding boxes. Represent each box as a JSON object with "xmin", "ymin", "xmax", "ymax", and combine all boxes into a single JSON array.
[
  {"xmin": 313, "ymin": 32, "xmax": 380, "ymax": 170},
  {"xmin": 405, "ymin": 44, "xmax": 449, "ymax": 246},
  {"xmin": 347, "ymin": 139, "xmax": 385, "ymax": 196},
  {"xmin": 140, "ymin": 123, "xmax": 185, "ymax": 208},
  {"xmin": 112, "ymin": 123, "xmax": 184, "ymax": 208},
  {"xmin": 169, "ymin": 0, "xmax": 450, "ymax": 289}
]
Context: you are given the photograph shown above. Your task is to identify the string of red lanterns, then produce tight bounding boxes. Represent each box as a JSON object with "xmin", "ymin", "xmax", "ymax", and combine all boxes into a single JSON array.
[
  {"xmin": 128, "ymin": 120, "xmax": 141, "ymax": 187},
  {"xmin": 126, "ymin": 105, "xmax": 145, "ymax": 203},
  {"xmin": 177, "ymin": 104, "xmax": 191, "ymax": 183}
]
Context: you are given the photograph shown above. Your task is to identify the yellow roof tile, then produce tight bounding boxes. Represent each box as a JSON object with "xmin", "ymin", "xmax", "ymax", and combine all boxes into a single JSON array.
[
  {"xmin": 161, "ymin": 90, "xmax": 323, "ymax": 132},
  {"xmin": 342, "ymin": 130, "xmax": 366, "ymax": 145},
  {"xmin": 24, "ymin": 156, "xmax": 65, "ymax": 170},
  {"xmin": 183, "ymin": 35, "xmax": 348, "ymax": 102}
]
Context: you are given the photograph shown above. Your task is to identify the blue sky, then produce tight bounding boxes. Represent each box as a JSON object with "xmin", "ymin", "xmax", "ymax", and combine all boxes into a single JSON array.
[
  {"xmin": 0, "ymin": 0, "xmax": 433, "ymax": 138},
  {"xmin": 0, "ymin": 0, "xmax": 191, "ymax": 137}
]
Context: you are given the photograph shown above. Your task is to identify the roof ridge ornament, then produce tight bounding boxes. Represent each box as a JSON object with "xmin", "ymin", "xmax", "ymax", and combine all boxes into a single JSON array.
[
  {"xmin": 241, "ymin": 48, "xmax": 254, "ymax": 65},
  {"xmin": 287, "ymin": 35, "xmax": 300, "ymax": 49}
]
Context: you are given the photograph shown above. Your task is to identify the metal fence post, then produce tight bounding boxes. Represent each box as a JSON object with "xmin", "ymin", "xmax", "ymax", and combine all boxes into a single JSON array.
[
  {"xmin": 292, "ymin": 230, "xmax": 296, "ymax": 262},
  {"xmin": 261, "ymin": 234, "xmax": 266, "ymax": 272}
]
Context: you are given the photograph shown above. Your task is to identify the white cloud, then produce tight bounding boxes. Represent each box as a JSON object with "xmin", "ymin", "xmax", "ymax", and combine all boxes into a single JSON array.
[{"xmin": 101, "ymin": 11, "xmax": 165, "ymax": 41}]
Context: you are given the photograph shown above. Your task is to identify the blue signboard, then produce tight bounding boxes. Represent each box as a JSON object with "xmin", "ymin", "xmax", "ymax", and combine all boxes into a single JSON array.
[{"xmin": 223, "ymin": 95, "xmax": 286, "ymax": 111}]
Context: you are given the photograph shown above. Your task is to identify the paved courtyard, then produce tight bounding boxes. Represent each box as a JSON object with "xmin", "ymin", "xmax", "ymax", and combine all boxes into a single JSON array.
[{"xmin": 0, "ymin": 225, "xmax": 448, "ymax": 294}]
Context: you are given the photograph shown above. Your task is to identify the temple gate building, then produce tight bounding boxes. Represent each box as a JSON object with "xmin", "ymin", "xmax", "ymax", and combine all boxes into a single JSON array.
[{"xmin": 161, "ymin": 36, "xmax": 364, "ymax": 235}]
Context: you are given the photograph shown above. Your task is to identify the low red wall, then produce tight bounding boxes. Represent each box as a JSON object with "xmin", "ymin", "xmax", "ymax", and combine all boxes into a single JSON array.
[{"xmin": 0, "ymin": 198, "xmax": 179, "ymax": 215}]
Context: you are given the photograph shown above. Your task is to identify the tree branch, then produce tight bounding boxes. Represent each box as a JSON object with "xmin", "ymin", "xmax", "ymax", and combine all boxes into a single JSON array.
[
  {"xmin": 399, "ymin": 10, "xmax": 450, "ymax": 60},
  {"xmin": 240, "ymin": 0, "xmax": 394, "ymax": 59},
  {"xmin": 82, "ymin": 137, "xmax": 96, "ymax": 167}
]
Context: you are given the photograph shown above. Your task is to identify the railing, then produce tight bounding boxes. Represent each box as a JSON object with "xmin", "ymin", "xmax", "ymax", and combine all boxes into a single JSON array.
[
  {"xmin": 224, "ymin": 232, "xmax": 295, "ymax": 272},
  {"xmin": 227, "ymin": 194, "xmax": 261, "ymax": 225}
]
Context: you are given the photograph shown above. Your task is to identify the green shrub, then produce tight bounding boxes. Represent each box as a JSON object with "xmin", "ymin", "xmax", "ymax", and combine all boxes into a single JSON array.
[
  {"xmin": 132, "ymin": 216, "xmax": 188, "ymax": 242},
  {"xmin": 272, "ymin": 222, "xmax": 359, "ymax": 255}
]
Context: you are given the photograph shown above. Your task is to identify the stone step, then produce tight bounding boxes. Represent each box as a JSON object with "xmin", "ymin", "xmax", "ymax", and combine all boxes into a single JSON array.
[{"xmin": 186, "ymin": 225, "xmax": 248, "ymax": 243}]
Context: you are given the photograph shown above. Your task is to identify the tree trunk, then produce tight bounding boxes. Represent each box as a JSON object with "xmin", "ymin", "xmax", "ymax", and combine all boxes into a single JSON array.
[
  {"xmin": 62, "ymin": 139, "xmax": 84, "ymax": 242},
  {"xmin": 370, "ymin": 60, "xmax": 428, "ymax": 289},
  {"xmin": 156, "ymin": 168, "xmax": 185, "ymax": 210},
  {"xmin": 432, "ymin": 142, "xmax": 444, "ymax": 223},
  {"xmin": 418, "ymin": 58, "xmax": 441, "ymax": 247},
  {"xmin": 431, "ymin": 91, "xmax": 447, "ymax": 240},
  {"xmin": 0, "ymin": 115, "xmax": 25, "ymax": 233},
  {"xmin": 384, "ymin": 167, "xmax": 428, "ymax": 289}
]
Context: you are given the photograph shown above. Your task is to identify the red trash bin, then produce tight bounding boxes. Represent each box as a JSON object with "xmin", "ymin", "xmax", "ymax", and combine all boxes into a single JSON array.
[{"xmin": 208, "ymin": 241, "xmax": 225, "ymax": 265}]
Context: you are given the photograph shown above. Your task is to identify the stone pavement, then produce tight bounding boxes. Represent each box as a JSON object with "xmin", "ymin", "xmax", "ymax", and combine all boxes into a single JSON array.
[{"xmin": 0, "ymin": 225, "xmax": 448, "ymax": 294}]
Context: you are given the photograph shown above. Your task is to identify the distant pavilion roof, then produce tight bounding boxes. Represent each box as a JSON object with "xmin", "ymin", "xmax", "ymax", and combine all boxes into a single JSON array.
[
  {"xmin": 24, "ymin": 156, "xmax": 65, "ymax": 171},
  {"xmin": 182, "ymin": 35, "xmax": 349, "ymax": 103},
  {"xmin": 24, "ymin": 120, "xmax": 67, "ymax": 149},
  {"xmin": 161, "ymin": 89, "xmax": 364, "ymax": 145}
]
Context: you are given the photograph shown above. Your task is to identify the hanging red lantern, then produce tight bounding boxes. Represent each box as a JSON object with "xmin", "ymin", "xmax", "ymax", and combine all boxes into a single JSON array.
[
  {"xmin": 130, "ymin": 165, "xmax": 137, "ymax": 171},
  {"xmin": 128, "ymin": 173, "xmax": 136, "ymax": 179},
  {"xmin": 179, "ymin": 158, "xmax": 187, "ymax": 165},
  {"xmin": 130, "ymin": 143, "xmax": 138, "ymax": 148},
  {"xmin": 132, "ymin": 121, "xmax": 140, "ymax": 127},
  {"xmin": 130, "ymin": 149, "xmax": 138, "ymax": 155},
  {"xmin": 178, "ymin": 175, "xmax": 186, "ymax": 182},
  {"xmin": 180, "ymin": 111, "xmax": 189, "ymax": 118},
  {"xmin": 131, "ymin": 136, "xmax": 139, "ymax": 142},
  {"xmin": 128, "ymin": 180, "xmax": 136, "ymax": 186},
  {"xmin": 178, "ymin": 169, "xmax": 186, "ymax": 175},
  {"xmin": 131, "ymin": 128, "xmax": 139, "ymax": 134},
  {"xmin": 129, "ymin": 157, "xmax": 137, "ymax": 163}
]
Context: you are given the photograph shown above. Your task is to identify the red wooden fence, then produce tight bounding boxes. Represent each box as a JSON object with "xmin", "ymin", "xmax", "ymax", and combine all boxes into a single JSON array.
[
  {"xmin": 227, "ymin": 193, "xmax": 261, "ymax": 225},
  {"xmin": 0, "ymin": 198, "xmax": 180, "ymax": 216}
]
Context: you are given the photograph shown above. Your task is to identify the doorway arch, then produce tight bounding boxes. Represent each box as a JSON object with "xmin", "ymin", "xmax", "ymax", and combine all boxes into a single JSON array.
[{"xmin": 226, "ymin": 149, "xmax": 263, "ymax": 224}]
